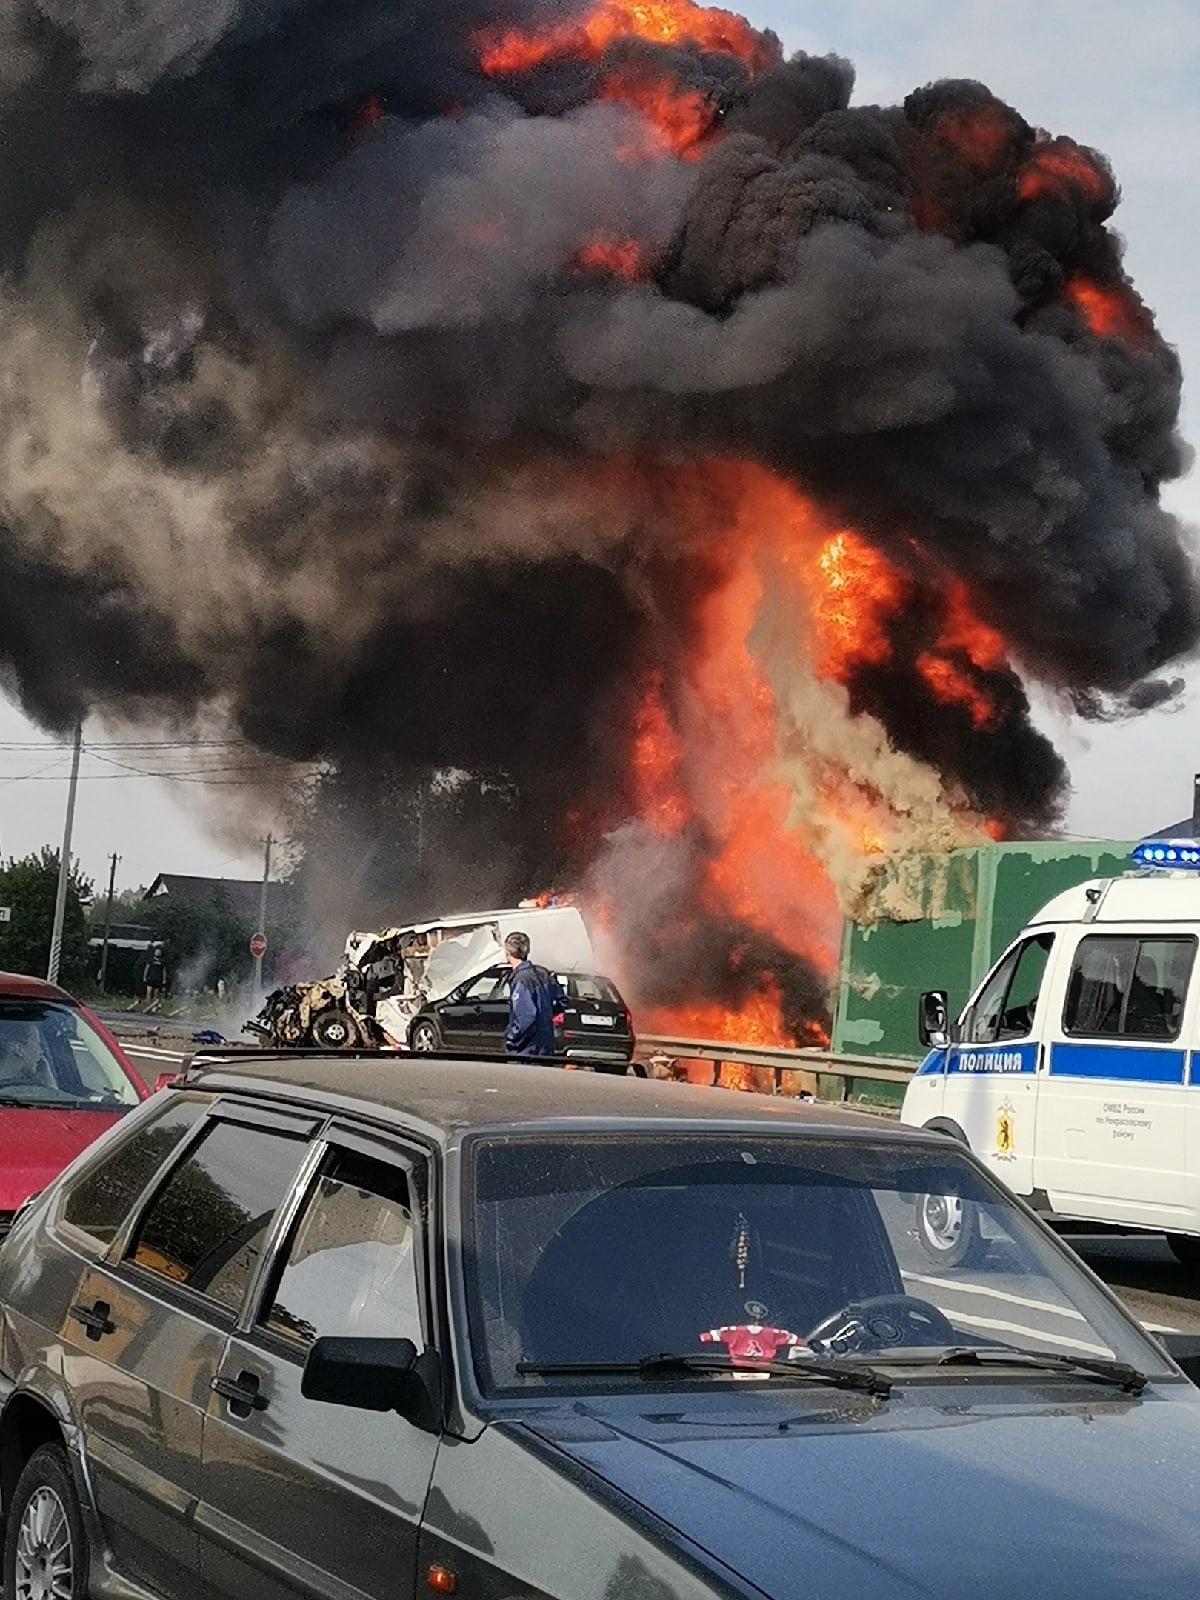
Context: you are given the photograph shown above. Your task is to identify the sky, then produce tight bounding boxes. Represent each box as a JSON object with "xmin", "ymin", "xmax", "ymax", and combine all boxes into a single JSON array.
[{"xmin": 0, "ymin": 0, "xmax": 1197, "ymax": 893}]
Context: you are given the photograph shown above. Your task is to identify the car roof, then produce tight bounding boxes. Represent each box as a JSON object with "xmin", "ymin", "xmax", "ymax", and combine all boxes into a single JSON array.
[
  {"xmin": 0, "ymin": 971, "xmax": 78, "ymax": 1002},
  {"xmin": 183, "ymin": 1051, "xmax": 928, "ymax": 1144}
]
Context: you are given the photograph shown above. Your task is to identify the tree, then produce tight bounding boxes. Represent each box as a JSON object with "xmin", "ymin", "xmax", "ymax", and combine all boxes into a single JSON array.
[{"xmin": 0, "ymin": 849, "xmax": 94, "ymax": 986}]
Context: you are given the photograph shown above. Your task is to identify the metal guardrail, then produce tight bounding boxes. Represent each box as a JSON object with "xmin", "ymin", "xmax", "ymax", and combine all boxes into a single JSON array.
[{"xmin": 636, "ymin": 1034, "xmax": 919, "ymax": 1101}]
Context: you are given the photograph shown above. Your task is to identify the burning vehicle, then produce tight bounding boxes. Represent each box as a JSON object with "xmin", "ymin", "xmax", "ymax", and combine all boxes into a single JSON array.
[{"xmin": 248, "ymin": 902, "xmax": 596, "ymax": 1050}]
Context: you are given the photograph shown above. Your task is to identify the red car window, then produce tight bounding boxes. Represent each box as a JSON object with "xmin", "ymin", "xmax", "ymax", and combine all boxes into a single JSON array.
[{"xmin": 0, "ymin": 999, "xmax": 142, "ymax": 1110}]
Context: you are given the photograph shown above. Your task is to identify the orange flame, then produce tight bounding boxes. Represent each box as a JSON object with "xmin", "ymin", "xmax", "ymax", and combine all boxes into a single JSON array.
[
  {"xmin": 643, "ymin": 975, "xmax": 788, "ymax": 1051},
  {"xmin": 812, "ymin": 531, "xmax": 906, "ymax": 678},
  {"xmin": 598, "ymin": 67, "xmax": 716, "ymax": 157},
  {"xmin": 477, "ymin": 0, "xmax": 779, "ymax": 76},
  {"xmin": 929, "ymin": 103, "xmax": 1014, "ymax": 172},
  {"xmin": 1063, "ymin": 273, "xmax": 1152, "ymax": 347},
  {"xmin": 574, "ymin": 235, "xmax": 647, "ymax": 279},
  {"xmin": 915, "ymin": 653, "xmax": 996, "ymax": 728},
  {"xmin": 938, "ymin": 580, "xmax": 1007, "ymax": 672},
  {"xmin": 1017, "ymin": 138, "xmax": 1107, "ymax": 205},
  {"xmin": 631, "ymin": 674, "xmax": 691, "ymax": 833}
]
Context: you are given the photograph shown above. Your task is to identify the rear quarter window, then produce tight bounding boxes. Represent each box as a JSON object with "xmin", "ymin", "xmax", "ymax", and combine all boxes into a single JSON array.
[{"xmin": 60, "ymin": 1098, "xmax": 207, "ymax": 1246}]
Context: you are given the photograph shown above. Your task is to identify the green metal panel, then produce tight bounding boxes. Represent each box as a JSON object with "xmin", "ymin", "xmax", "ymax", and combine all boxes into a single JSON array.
[{"xmin": 832, "ymin": 840, "xmax": 1133, "ymax": 1068}]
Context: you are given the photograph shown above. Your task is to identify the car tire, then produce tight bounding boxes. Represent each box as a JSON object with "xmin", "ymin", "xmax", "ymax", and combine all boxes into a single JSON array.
[
  {"xmin": 312, "ymin": 1010, "xmax": 360, "ymax": 1050},
  {"xmin": 1168, "ymin": 1234, "xmax": 1200, "ymax": 1271},
  {"xmin": 410, "ymin": 1019, "xmax": 442, "ymax": 1052},
  {"xmin": 5, "ymin": 1442, "xmax": 89, "ymax": 1600},
  {"xmin": 913, "ymin": 1190, "xmax": 984, "ymax": 1269}
]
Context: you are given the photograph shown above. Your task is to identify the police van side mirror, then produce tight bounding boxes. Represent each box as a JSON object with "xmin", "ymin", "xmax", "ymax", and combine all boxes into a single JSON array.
[{"xmin": 919, "ymin": 991, "xmax": 950, "ymax": 1049}]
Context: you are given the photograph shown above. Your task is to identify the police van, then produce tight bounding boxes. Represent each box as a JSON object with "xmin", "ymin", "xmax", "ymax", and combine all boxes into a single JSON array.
[{"xmin": 901, "ymin": 841, "xmax": 1200, "ymax": 1271}]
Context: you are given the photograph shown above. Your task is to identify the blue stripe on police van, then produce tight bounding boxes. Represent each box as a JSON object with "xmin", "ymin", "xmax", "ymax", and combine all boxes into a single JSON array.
[
  {"xmin": 915, "ymin": 1050, "xmax": 946, "ymax": 1076},
  {"xmin": 1049, "ymin": 1042, "xmax": 1186, "ymax": 1085},
  {"xmin": 946, "ymin": 1042, "xmax": 1038, "ymax": 1075}
]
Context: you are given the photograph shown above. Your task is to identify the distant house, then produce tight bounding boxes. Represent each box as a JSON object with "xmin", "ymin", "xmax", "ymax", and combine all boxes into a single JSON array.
[{"xmin": 143, "ymin": 874, "xmax": 295, "ymax": 923}]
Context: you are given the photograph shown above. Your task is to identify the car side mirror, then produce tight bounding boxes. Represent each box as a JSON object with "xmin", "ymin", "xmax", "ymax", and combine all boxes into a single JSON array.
[
  {"xmin": 301, "ymin": 1337, "xmax": 441, "ymax": 1433},
  {"xmin": 918, "ymin": 990, "xmax": 950, "ymax": 1049}
]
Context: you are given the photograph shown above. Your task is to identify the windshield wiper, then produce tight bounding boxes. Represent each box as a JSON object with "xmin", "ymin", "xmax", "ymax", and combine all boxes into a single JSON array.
[
  {"xmin": 882, "ymin": 1345, "xmax": 1147, "ymax": 1394},
  {"xmin": 516, "ymin": 1352, "xmax": 891, "ymax": 1397}
]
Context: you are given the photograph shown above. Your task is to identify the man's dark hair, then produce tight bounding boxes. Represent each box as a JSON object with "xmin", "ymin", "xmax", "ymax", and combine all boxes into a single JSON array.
[{"xmin": 505, "ymin": 931, "xmax": 531, "ymax": 961}]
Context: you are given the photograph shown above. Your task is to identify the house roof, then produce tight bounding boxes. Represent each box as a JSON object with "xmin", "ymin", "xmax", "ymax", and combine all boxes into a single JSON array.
[{"xmin": 143, "ymin": 874, "xmax": 295, "ymax": 921}]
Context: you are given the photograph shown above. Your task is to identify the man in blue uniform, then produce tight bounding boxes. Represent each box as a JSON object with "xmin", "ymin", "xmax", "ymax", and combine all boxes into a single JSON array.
[{"xmin": 504, "ymin": 931, "xmax": 566, "ymax": 1057}]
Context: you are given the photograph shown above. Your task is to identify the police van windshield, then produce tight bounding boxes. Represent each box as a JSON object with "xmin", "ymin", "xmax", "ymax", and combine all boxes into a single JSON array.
[{"xmin": 465, "ymin": 1134, "xmax": 1172, "ymax": 1391}]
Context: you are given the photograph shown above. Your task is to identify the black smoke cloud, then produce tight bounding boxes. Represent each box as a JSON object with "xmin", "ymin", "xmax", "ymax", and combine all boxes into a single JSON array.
[{"xmin": 0, "ymin": 0, "xmax": 1195, "ymax": 1013}]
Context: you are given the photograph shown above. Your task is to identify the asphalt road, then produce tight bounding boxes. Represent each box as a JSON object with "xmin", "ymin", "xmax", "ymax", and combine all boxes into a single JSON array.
[{"xmin": 108, "ymin": 1022, "xmax": 1200, "ymax": 1339}]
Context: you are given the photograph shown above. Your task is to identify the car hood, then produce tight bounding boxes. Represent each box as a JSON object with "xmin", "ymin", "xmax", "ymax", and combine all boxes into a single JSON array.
[
  {"xmin": 0, "ymin": 1107, "xmax": 124, "ymax": 1211},
  {"xmin": 519, "ymin": 1384, "xmax": 1200, "ymax": 1598}
]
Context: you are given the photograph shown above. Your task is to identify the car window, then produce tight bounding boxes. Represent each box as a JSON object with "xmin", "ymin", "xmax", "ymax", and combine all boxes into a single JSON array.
[
  {"xmin": 465, "ymin": 1135, "xmax": 1171, "ymax": 1392},
  {"xmin": 460, "ymin": 971, "xmax": 508, "ymax": 1003},
  {"xmin": 1064, "ymin": 936, "xmax": 1195, "ymax": 1040},
  {"xmin": 262, "ymin": 1150, "xmax": 420, "ymax": 1348},
  {"xmin": 128, "ymin": 1120, "xmax": 308, "ymax": 1314},
  {"xmin": 556, "ymin": 974, "xmax": 622, "ymax": 1005},
  {"xmin": 61, "ymin": 1099, "xmax": 207, "ymax": 1244},
  {"xmin": 0, "ymin": 1000, "xmax": 141, "ymax": 1109},
  {"xmin": 964, "ymin": 935, "xmax": 1053, "ymax": 1043}
]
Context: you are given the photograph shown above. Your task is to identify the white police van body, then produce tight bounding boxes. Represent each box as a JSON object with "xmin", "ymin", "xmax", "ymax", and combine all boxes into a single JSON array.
[{"xmin": 901, "ymin": 856, "xmax": 1200, "ymax": 1269}]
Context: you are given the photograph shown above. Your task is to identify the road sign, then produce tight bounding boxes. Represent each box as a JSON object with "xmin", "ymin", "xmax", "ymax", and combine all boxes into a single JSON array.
[
  {"xmin": 0, "ymin": 907, "xmax": 10, "ymax": 923},
  {"xmin": 249, "ymin": 931, "xmax": 267, "ymax": 959}
]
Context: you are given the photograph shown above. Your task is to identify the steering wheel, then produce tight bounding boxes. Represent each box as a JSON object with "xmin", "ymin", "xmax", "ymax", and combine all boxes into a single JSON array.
[{"xmin": 806, "ymin": 1294, "xmax": 956, "ymax": 1355}]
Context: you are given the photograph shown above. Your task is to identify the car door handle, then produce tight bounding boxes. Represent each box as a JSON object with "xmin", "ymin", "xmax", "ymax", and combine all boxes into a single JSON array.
[
  {"xmin": 211, "ymin": 1370, "xmax": 269, "ymax": 1415},
  {"xmin": 69, "ymin": 1299, "xmax": 115, "ymax": 1340}
]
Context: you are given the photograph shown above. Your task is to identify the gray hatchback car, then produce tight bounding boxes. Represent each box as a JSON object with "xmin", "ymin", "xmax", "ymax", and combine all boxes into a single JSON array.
[{"xmin": 0, "ymin": 1052, "xmax": 1199, "ymax": 1600}]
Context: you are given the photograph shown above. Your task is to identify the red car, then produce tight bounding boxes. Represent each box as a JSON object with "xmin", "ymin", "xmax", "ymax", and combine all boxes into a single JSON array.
[{"xmin": 0, "ymin": 972, "xmax": 148, "ymax": 1233}]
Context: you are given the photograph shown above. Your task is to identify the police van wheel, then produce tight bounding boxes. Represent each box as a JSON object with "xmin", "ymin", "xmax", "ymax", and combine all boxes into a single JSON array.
[
  {"xmin": 914, "ymin": 1191, "xmax": 983, "ymax": 1269},
  {"xmin": 1168, "ymin": 1234, "xmax": 1200, "ymax": 1272}
]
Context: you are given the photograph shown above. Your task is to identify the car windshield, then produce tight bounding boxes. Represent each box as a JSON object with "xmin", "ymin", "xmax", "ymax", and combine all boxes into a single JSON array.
[
  {"xmin": 465, "ymin": 1134, "xmax": 1172, "ymax": 1392},
  {"xmin": 0, "ymin": 1000, "xmax": 139, "ymax": 1110}
]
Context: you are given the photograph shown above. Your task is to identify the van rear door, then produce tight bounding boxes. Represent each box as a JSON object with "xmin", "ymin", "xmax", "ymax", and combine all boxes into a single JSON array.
[{"xmin": 1033, "ymin": 928, "xmax": 1196, "ymax": 1227}]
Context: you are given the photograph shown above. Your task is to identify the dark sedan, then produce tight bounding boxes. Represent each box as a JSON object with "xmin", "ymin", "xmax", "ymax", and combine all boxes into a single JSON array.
[
  {"xmin": 408, "ymin": 963, "xmax": 634, "ymax": 1059},
  {"xmin": 0, "ymin": 1052, "xmax": 1198, "ymax": 1600}
]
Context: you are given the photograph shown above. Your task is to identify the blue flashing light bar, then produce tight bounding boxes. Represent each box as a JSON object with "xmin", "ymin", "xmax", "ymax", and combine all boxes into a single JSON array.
[{"xmin": 1131, "ymin": 839, "xmax": 1200, "ymax": 870}]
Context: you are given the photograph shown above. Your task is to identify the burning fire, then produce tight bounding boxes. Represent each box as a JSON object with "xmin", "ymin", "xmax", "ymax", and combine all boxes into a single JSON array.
[
  {"xmin": 812, "ymin": 531, "xmax": 905, "ymax": 677},
  {"xmin": 476, "ymin": 0, "xmax": 780, "ymax": 77},
  {"xmin": 477, "ymin": 0, "xmax": 776, "ymax": 160},
  {"xmin": 598, "ymin": 68, "xmax": 717, "ymax": 158},
  {"xmin": 573, "ymin": 236, "xmax": 648, "ymax": 279},
  {"xmin": 1064, "ymin": 274, "xmax": 1152, "ymax": 346},
  {"xmin": 809, "ymin": 531, "xmax": 1009, "ymax": 728},
  {"xmin": 591, "ymin": 461, "xmax": 1016, "ymax": 1053},
  {"xmin": 644, "ymin": 978, "xmax": 789, "ymax": 1046},
  {"xmin": 1017, "ymin": 137, "xmax": 1108, "ymax": 206}
]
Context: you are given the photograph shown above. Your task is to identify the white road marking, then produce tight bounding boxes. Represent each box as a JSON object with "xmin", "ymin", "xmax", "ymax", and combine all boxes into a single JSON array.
[
  {"xmin": 904, "ymin": 1270, "xmax": 1181, "ymax": 1338},
  {"xmin": 904, "ymin": 1270, "xmax": 1087, "ymax": 1321},
  {"xmin": 932, "ymin": 1308, "xmax": 1112, "ymax": 1355}
]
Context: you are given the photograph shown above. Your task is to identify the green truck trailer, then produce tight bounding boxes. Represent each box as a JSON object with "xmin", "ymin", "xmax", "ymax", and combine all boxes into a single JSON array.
[{"xmin": 830, "ymin": 840, "xmax": 1132, "ymax": 1101}]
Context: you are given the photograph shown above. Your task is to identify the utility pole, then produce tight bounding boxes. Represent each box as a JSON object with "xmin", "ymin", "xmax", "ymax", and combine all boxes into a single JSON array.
[
  {"xmin": 253, "ymin": 833, "xmax": 273, "ymax": 996},
  {"xmin": 47, "ymin": 721, "xmax": 83, "ymax": 985},
  {"xmin": 97, "ymin": 852, "xmax": 120, "ymax": 993}
]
